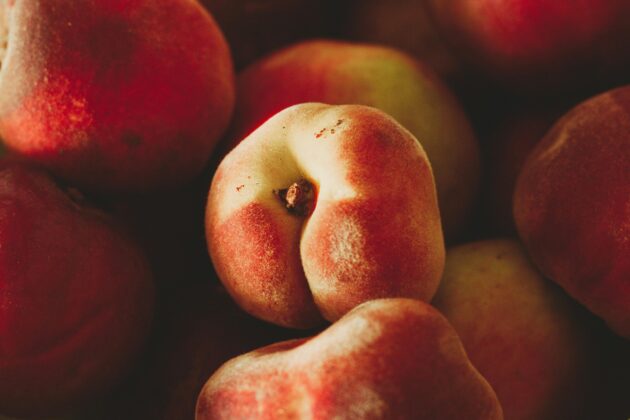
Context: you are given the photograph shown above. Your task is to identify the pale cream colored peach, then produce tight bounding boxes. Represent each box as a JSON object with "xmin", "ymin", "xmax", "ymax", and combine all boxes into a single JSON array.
[{"xmin": 206, "ymin": 103, "xmax": 445, "ymax": 328}]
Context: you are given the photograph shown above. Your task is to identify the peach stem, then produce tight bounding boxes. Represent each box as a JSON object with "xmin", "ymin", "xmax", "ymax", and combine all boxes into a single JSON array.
[{"xmin": 274, "ymin": 179, "xmax": 314, "ymax": 217}]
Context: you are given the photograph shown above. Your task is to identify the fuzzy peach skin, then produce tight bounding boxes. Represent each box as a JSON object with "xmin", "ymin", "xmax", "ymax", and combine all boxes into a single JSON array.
[
  {"xmin": 206, "ymin": 103, "xmax": 445, "ymax": 328},
  {"xmin": 426, "ymin": 0, "xmax": 630, "ymax": 90},
  {"xmin": 0, "ymin": 0, "xmax": 234, "ymax": 193},
  {"xmin": 226, "ymin": 39, "xmax": 479, "ymax": 240},
  {"xmin": 0, "ymin": 162, "xmax": 155, "ymax": 418},
  {"xmin": 433, "ymin": 240, "xmax": 600, "ymax": 420},
  {"xmin": 196, "ymin": 298, "xmax": 503, "ymax": 420},
  {"xmin": 514, "ymin": 86, "xmax": 630, "ymax": 338}
]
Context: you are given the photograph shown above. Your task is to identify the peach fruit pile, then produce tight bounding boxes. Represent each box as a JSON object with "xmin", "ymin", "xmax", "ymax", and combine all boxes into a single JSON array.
[{"xmin": 0, "ymin": 1, "xmax": 628, "ymax": 419}]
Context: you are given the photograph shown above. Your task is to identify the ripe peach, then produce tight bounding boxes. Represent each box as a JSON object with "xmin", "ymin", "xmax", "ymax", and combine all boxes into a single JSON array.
[
  {"xmin": 0, "ymin": 0, "xmax": 235, "ymax": 192},
  {"xmin": 426, "ymin": 0, "xmax": 630, "ymax": 91},
  {"xmin": 433, "ymin": 240, "xmax": 600, "ymax": 420},
  {"xmin": 514, "ymin": 86, "xmax": 630, "ymax": 338},
  {"xmin": 227, "ymin": 39, "xmax": 479, "ymax": 240},
  {"xmin": 206, "ymin": 103, "xmax": 445, "ymax": 328},
  {"xmin": 0, "ymin": 162, "xmax": 155, "ymax": 418},
  {"xmin": 196, "ymin": 298, "xmax": 503, "ymax": 420}
]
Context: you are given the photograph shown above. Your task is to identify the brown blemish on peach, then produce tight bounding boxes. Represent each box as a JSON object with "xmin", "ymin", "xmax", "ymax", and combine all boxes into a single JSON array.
[
  {"xmin": 330, "ymin": 120, "xmax": 345, "ymax": 135},
  {"xmin": 236, "ymin": 184, "xmax": 245, "ymax": 192},
  {"xmin": 315, "ymin": 120, "xmax": 344, "ymax": 139},
  {"xmin": 274, "ymin": 179, "xmax": 314, "ymax": 217},
  {"xmin": 315, "ymin": 128, "xmax": 327, "ymax": 139},
  {"xmin": 0, "ymin": 3, "xmax": 9, "ymax": 70}
]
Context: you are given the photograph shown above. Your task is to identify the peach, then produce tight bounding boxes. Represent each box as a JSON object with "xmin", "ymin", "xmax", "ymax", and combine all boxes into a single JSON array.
[
  {"xmin": 433, "ymin": 240, "xmax": 600, "ymax": 420},
  {"xmin": 206, "ymin": 103, "xmax": 445, "ymax": 328},
  {"xmin": 513, "ymin": 86, "xmax": 630, "ymax": 338},
  {"xmin": 227, "ymin": 39, "xmax": 479, "ymax": 240},
  {"xmin": 426, "ymin": 0, "xmax": 630, "ymax": 91},
  {"xmin": 0, "ymin": 0, "xmax": 234, "ymax": 193},
  {"xmin": 196, "ymin": 298, "xmax": 503, "ymax": 420},
  {"xmin": 0, "ymin": 162, "xmax": 155, "ymax": 418}
]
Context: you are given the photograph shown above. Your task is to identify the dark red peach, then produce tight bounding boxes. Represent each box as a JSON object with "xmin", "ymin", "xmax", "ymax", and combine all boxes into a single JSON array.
[
  {"xmin": 0, "ymin": 0, "xmax": 235, "ymax": 193},
  {"xmin": 0, "ymin": 161, "xmax": 155, "ymax": 418}
]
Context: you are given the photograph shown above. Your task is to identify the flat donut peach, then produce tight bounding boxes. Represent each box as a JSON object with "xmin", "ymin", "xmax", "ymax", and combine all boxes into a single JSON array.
[{"xmin": 206, "ymin": 103, "xmax": 445, "ymax": 328}]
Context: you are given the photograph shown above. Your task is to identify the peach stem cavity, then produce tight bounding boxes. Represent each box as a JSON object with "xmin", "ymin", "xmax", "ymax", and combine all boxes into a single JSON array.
[{"xmin": 274, "ymin": 179, "xmax": 314, "ymax": 217}]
